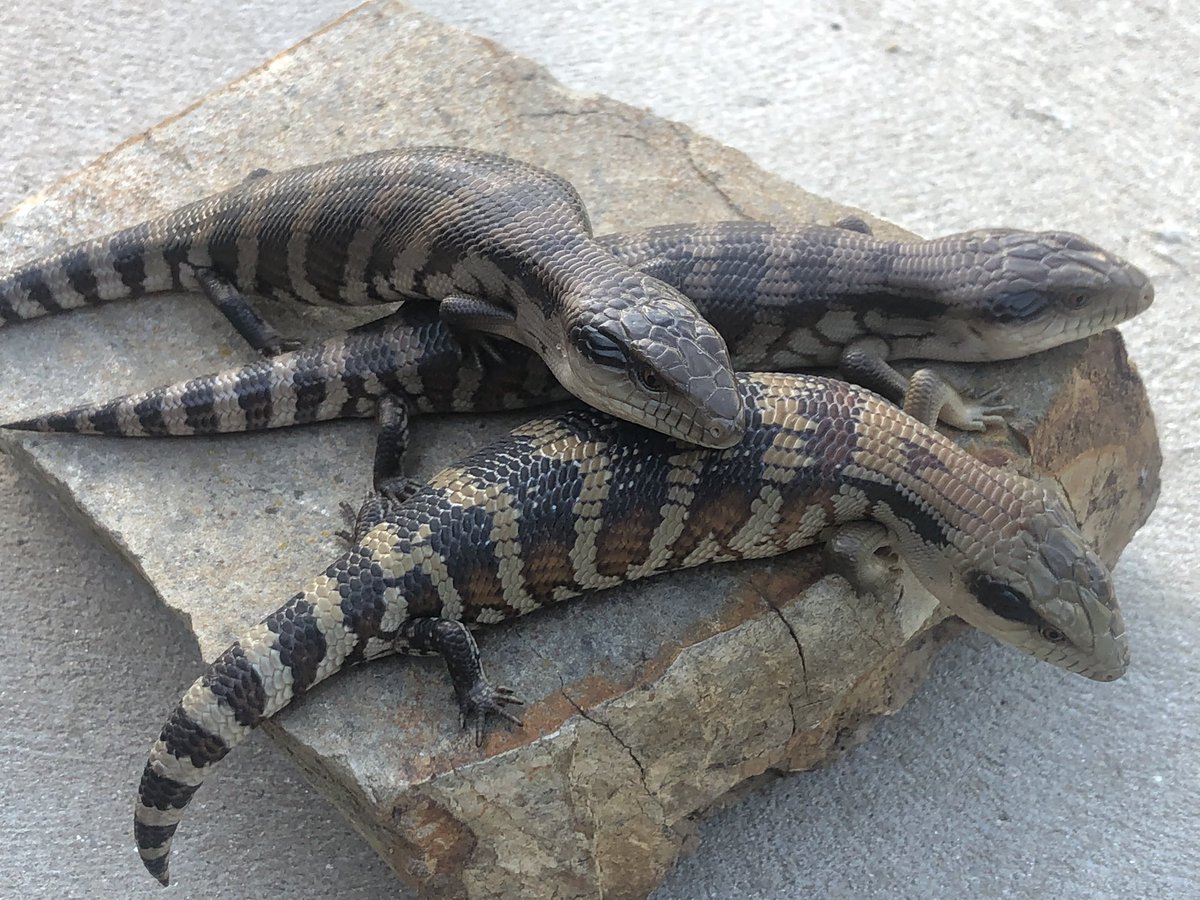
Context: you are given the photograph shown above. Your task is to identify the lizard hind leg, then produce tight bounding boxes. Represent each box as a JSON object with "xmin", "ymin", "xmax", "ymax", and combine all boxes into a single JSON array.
[
  {"xmin": 397, "ymin": 617, "xmax": 525, "ymax": 746},
  {"xmin": 335, "ymin": 395, "xmax": 420, "ymax": 545},
  {"xmin": 823, "ymin": 521, "xmax": 905, "ymax": 604},
  {"xmin": 194, "ymin": 268, "xmax": 301, "ymax": 356}
]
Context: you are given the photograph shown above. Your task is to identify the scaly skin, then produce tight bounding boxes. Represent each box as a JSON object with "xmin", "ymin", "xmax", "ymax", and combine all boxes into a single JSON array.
[
  {"xmin": 133, "ymin": 372, "xmax": 1127, "ymax": 884},
  {"xmin": 4, "ymin": 223, "xmax": 1152, "ymax": 437},
  {"xmin": 599, "ymin": 222, "xmax": 1153, "ymax": 364},
  {"xmin": 0, "ymin": 147, "xmax": 742, "ymax": 447},
  {"xmin": 3, "ymin": 307, "xmax": 564, "ymax": 436}
]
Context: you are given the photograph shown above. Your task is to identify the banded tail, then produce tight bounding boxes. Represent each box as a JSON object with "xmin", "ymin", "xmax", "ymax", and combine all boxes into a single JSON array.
[
  {"xmin": 2, "ymin": 307, "xmax": 564, "ymax": 436},
  {"xmin": 1, "ymin": 307, "xmax": 561, "ymax": 436},
  {"xmin": 0, "ymin": 225, "xmax": 192, "ymax": 325},
  {"xmin": 3, "ymin": 329, "xmax": 396, "ymax": 437},
  {"xmin": 134, "ymin": 582, "xmax": 368, "ymax": 884}
]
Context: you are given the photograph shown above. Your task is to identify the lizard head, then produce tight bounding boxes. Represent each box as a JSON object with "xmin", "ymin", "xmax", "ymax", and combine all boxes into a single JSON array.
[
  {"xmin": 562, "ymin": 272, "xmax": 744, "ymax": 448},
  {"xmin": 936, "ymin": 229, "xmax": 1153, "ymax": 357},
  {"xmin": 949, "ymin": 484, "xmax": 1129, "ymax": 681}
]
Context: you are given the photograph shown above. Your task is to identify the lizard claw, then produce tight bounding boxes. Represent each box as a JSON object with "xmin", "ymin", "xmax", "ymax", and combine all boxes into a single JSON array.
[
  {"xmin": 460, "ymin": 682, "xmax": 526, "ymax": 746},
  {"xmin": 334, "ymin": 501, "xmax": 360, "ymax": 545},
  {"xmin": 961, "ymin": 389, "xmax": 1016, "ymax": 430},
  {"xmin": 947, "ymin": 386, "xmax": 1015, "ymax": 431},
  {"xmin": 474, "ymin": 335, "xmax": 511, "ymax": 367}
]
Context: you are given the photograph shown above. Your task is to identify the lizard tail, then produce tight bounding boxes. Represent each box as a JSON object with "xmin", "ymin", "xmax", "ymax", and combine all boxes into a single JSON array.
[
  {"xmin": 135, "ymin": 583, "xmax": 363, "ymax": 885},
  {"xmin": 0, "ymin": 227, "xmax": 183, "ymax": 326},
  {"xmin": 3, "ymin": 339, "xmax": 382, "ymax": 436},
  {"xmin": 1, "ymin": 309, "xmax": 484, "ymax": 437}
]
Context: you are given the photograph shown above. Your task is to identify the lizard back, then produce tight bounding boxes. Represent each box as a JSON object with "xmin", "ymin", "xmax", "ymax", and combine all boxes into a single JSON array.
[
  {"xmin": 134, "ymin": 370, "xmax": 1128, "ymax": 883},
  {"xmin": 0, "ymin": 147, "xmax": 593, "ymax": 318},
  {"xmin": 0, "ymin": 147, "xmax": 745, "ymax": 448}
]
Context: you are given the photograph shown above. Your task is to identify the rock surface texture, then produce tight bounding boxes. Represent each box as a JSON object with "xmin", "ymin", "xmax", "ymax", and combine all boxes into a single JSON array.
[{"xmin": 0, "ymin": 2, "xmax": 1160, "ymax": 897}]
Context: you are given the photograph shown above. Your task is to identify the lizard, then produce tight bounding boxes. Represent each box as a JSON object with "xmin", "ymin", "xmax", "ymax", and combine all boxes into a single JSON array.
[
  {"xmin": 4, "ymin": 221, "xmax": 1152, "ymax": 450},
  {"xmin": 599, "ymin": 220, "xmax": 1153, "ymax": 428},
  {"xmin": 0, "ymin": 146, "xmax": 744, "ymax": 448},
  {"xmin": 132, "ymin": 370, "xmax": 1128, "ymax": 885}
]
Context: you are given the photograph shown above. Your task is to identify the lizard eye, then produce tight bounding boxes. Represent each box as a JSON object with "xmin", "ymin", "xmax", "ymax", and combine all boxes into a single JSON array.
[
  {"xmin": 1067, "ymin": 293, "xmax": 1089, "ymax": 310},
  {"xmin": 634, "ymin": 363, "xmax": 665, "ymax": 393},
  {"xmin": 1040, "ymin": 625, "xmax": 1067, "ymax": 643}
]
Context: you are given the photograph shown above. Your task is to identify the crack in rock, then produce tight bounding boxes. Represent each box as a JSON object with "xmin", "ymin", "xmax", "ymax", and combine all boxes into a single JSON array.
[
  {"xmin": 671, "ymin": 123, "xmax": 753, "ymax": 219},
  {"xmin": 558, "ymin": 681, "xmax": 653, "ymax": 799},
  {"xmin": 757, "ymin": 591, "xmax": 808, "ymax": 743}
]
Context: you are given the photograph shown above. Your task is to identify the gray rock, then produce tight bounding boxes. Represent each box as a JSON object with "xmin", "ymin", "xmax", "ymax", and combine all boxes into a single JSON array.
[{"xmin": 0, "ymin": 1, "xmax": 1160, "ymax": 897}]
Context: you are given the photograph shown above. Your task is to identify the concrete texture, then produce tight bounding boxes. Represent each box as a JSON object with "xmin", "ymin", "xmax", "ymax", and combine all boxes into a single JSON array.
[{"xmin": 0, "ymin": 2, "xmax": 1194, "ymax": 899}]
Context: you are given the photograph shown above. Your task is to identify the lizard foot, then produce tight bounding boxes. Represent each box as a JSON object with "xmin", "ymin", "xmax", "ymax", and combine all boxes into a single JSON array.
[
  {"xmin": 824, "ymin": 522, "xmax": 905, "ymax": 604},
  {"xmin": 955, "ymin": 386, "xmax": 1016, "ymax": 431},
  {"xmin": 460, "ymin": 681, "xmax": 525, "ymax": 747},
  {"xmin": 334, "ymin": 500, "xmax": 361, "ymax": 545},
  {"xmin": 905, "ymin": 368, "xmax": 1015, "ymax": 431}
]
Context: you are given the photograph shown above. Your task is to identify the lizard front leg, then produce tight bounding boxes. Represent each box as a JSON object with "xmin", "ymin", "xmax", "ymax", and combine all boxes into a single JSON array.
[
  {"xmin": 396, "ymin": 617, "xmax": 524, "ymax": 745},
  {"xmin": 839, "ymin": 338, "xmax": 1010, "ymax": 430}
]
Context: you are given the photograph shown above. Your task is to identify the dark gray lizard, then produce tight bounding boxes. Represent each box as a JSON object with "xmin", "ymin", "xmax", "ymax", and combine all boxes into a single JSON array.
[
  {"xmin": 601, "ymin": 221, "xmax": 1152, "ymax": 428},
  {"xmin": 0, "ymin": 147, "xmax": 744, "ymax": 447},
  {"xmin": 133, "ymin": 370, "xmax": 1129, "ymax": 885},
  {"xmin": 5, "ymin": 221, "xmax": 1152, "ymax": 446}
]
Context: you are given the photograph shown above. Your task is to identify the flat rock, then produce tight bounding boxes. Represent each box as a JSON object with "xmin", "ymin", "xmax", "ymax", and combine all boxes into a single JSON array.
[{"xmin": 0, "ymin": 2, "xmax": 1160, "ymax": 897}]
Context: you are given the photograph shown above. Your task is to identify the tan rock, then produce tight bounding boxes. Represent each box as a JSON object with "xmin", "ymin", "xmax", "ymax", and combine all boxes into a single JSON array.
[{"xmin": 0, "ymin": 1, "xmax": 1159, "ymax": 897}]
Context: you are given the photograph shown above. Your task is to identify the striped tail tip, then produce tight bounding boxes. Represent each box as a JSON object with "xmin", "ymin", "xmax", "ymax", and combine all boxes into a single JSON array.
[
  {"xmin": 132, "ymin": 589, "xmax": 341, "ymax": 882},
  {"xmin": 2, "ymin": 405, "xmax": 126, "ymax": 435},
  {"xmin": 139, "ymin": 848, "xmax": 172, "ymax": 886},
  {"xmin": 1, "ymin": 415, "xmax": 66, "ymax": 433},
  {"xmin": 135, "ymin": 760, "xmax": 204, "ymax": 886},
  {"xmin": 135, "ymin": 769, "xmax": 193, "ymax": 886},
  {"xmin": 134, "ymin": 697, "xmax": 233, "ymax": 886},
  {"xmin": 134, "ymin": 800, "xmax": 179, "ymax": 886}
]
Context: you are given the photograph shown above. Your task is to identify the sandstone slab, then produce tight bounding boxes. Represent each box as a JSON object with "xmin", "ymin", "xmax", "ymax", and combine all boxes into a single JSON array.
[{"xmin": 0, "ymin": 2, "xmax": 1160, "ymax": 897}]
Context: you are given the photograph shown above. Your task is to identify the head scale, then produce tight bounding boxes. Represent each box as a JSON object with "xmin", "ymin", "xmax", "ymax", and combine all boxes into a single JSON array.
[
  {"xmin": 943, "ymin": 229, "xmax": 1153, "ymax": 357},
  {"xmin": 565, "ymin": 272, "xmax": 744, "ymax": 448},
  {"xmin": 956, "ymin": 487, "xmax": 1128, "ymax": 681}
]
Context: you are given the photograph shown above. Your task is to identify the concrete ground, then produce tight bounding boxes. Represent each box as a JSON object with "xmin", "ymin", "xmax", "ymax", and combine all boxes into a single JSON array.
[{"xmin": 1, "ymin": 1, "xmax": 1195, "ymax": 898}]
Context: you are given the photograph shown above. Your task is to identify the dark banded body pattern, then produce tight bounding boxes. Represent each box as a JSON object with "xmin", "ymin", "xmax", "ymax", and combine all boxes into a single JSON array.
[
  {"xmin": 5, "ymin": 306, "xmax": 564, "ymax": 436},
  {"xmin": 6, "ymin": 223, "xmax": 1153, "ymax": 437},
  {"xmin": 0, "ymin": 147, "xmax": 743, "ymax": 447},
  {"xmin": 135, "ymin": 372, "xmax": 1128, "ymax": 884},
  {"xmin": 2, "ymin": 149, "xmax": 603, "ymax": 316},
  {"xmin": 599, "ymin": 222, "xmax": 1153, "ymax": 365}
]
